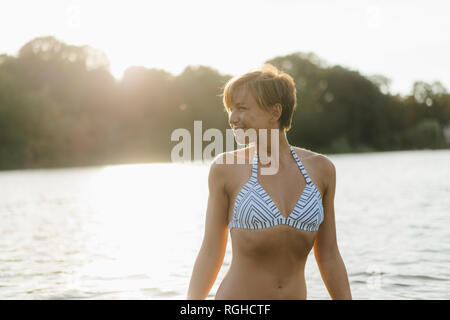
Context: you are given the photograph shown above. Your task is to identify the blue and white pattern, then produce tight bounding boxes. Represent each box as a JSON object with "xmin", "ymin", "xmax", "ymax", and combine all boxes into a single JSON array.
[{"xmin": 229, "ymin": 145, "xmax": 324, "ymax": 232}]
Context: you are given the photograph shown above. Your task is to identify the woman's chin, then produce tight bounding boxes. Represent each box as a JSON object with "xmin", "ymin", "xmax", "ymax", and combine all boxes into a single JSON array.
[
  {"xmin": 233, "ymin": 128, "xmax": 257, "ymax": 146},
  {"xmin": 235, "ymin": 136, "xmax": 256, "ymax": 146}
]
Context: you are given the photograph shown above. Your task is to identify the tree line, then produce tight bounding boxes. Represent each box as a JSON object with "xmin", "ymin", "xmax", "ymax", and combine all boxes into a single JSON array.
[{"xmin": 0, "ymin": 36, "xmax": 449, "ymax": 170}]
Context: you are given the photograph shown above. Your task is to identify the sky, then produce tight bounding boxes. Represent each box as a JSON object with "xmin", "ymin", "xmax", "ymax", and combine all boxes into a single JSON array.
[{"xmin": 1, "ymin": 0, "xmax": 449, "ymax": 96}]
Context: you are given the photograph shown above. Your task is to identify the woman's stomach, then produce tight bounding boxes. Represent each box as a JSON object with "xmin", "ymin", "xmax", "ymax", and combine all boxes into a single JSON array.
[
  {"xmin": 214, "ymin": 261, "xmax": 307, "ymax": 300},
  {"xmin": 216, "ymin": 227, "xmax": 315, "ymax": 299}
]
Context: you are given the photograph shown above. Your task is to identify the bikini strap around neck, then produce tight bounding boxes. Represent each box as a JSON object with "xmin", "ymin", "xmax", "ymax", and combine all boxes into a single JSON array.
[
  {"xmin": 250, "ymin": 148, "xmax": 259, "ymax": 182},
  {"xmin": 289, "ymin": 145, "xmax": 312, "ymax": 184},
  {"xmin": 250, "ymin": 145, "xmax": 311, "ymax": 184}
]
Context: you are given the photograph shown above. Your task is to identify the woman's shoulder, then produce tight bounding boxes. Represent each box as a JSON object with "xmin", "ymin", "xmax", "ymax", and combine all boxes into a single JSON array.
[
  {"xmin": 291, "ymin": 146, "xmax": 334, "ymax": 168},
  {"xmin": 208, "ymin": 146, "xmax": 254, "ymax": 177},
  {"xmin": 210, "ymin": 146, "xmax": 255, "ymax": 167},
  {"xmin": 291, "ymin": 146, "xmax": 336, "ymax": 192}
]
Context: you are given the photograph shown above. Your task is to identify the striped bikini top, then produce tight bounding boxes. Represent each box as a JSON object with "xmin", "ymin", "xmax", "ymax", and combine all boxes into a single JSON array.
[{"xmin": 229, "ymin": 145, "xmax": 324, "ymax": 232}]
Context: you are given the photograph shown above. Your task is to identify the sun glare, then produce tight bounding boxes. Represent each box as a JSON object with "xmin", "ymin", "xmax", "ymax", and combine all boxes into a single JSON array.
[{"xmin": 80, "ymin": 162, "xmax": 208, "ymax": 282}]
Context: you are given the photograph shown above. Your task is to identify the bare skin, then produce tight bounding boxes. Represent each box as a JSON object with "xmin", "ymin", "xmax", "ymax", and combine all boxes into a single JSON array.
[
  {"xmin": 214, "ymin": 145, "xmax": 323, "ymax": 299},
  {"xmin": 187, "ymin": 87, "xmax": 352, "ymax": 300}
]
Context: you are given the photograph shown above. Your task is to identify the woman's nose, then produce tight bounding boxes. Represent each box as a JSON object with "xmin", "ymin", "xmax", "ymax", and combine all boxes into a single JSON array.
[{"xmin": 229, "ymin": 110, "xmax": 239, "ymax": 126}]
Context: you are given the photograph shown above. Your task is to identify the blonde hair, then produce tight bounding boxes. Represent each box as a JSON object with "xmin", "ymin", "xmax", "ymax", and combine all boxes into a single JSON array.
[{"xmin": 222, "ymin": 63, "xmax": 297, "ymax": 131}]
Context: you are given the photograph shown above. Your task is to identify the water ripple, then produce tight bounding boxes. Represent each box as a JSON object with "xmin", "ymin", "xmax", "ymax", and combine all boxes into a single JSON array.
[{"xmin": 1, "ymin": 151, "xmax": 449, "ymax": 299}]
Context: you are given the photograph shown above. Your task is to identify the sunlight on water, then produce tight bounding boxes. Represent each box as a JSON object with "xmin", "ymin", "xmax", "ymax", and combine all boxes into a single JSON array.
[
  {"xmin": 77, "ymin": 162, "xmax": 209, "ymax": 299},
  {"xmin": 0, "ymin": 150, "xmax": 449, "ymax": 299}
]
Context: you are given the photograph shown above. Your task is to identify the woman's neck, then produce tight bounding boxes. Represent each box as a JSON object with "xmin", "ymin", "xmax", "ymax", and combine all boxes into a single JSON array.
[{"xmin": 254, "ymin": 129, "xmax": 292, "ymax": 168}]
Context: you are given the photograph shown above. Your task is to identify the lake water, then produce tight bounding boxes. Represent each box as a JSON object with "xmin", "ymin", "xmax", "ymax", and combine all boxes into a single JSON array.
[{"xmin": 0, "ymin": 150, "xmax": 449, "ymax": 299}]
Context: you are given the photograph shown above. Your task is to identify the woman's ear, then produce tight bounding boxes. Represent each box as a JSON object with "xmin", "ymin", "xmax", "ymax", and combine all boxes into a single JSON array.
[{"xmin": 271, "ymin": 103, "xmax": 282, "ymax": 122}]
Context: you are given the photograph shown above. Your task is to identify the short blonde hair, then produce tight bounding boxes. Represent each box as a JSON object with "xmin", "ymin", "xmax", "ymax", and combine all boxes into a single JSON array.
[{"xmin": 222, "ymin": 63, "xmax": 297, "ymax": 131}]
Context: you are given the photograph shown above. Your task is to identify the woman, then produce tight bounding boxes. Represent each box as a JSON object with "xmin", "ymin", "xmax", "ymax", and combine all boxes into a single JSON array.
[{"xmin": 187, "ymin": 64, "xmax": 352, "ymax": 299}]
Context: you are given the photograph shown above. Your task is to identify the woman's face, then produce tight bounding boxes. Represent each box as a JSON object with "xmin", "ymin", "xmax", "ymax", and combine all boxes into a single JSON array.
[{"xmin": 228, "ymin": 88, "xmax": 276, "ymax": 145}]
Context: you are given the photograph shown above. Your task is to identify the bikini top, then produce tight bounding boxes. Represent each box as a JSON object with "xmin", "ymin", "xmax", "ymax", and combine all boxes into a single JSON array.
[{"xmin": 229, "ymin": 145, "xmax": 324, "ymax": 232}]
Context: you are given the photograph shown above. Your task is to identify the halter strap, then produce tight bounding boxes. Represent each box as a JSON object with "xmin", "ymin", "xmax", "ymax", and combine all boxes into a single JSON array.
[
  {"xmin": 289, "ymin": 145, "xmax": 312, "ymax": 184},
  {"xmin": 250, "ymin": 145, "xmax": 312, "ymax": 184},
  {"xmin": 250, "ymin": 149, "xmax": 259, "ymax": 182}
]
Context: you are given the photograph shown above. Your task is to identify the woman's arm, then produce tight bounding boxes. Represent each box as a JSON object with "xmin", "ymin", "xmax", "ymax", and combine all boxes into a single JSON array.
[
  {"xmin": 187, "ymin": 156, "xmax": 229, "ymax": 299},
  {"xmin": 313, "ymin": 156, "xmax": 352, "ymax": 300}
]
